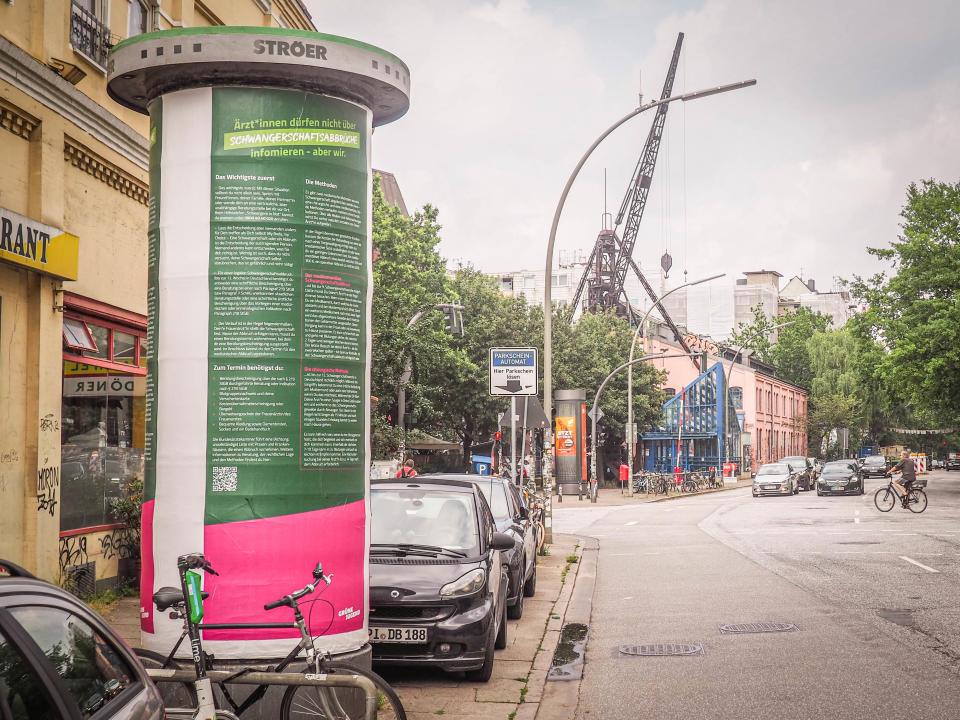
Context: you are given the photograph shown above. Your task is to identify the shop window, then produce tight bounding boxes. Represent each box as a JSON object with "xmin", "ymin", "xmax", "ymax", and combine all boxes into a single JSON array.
[{"xmin": 61, "ymin": 297, "xmax": 146, "ymax": 532}]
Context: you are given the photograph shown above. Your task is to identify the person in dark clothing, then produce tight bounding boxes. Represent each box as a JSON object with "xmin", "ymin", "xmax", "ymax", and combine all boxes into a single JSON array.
[{"xmin": 886, "ymin": 451, "xmax": 916, "ymax": 506}]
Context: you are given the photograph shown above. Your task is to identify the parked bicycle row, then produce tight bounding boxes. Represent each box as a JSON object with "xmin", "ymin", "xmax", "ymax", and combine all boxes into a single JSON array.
[{"xmin": 631, "ymin": 469, "xmax": 726, "ymax": 495}]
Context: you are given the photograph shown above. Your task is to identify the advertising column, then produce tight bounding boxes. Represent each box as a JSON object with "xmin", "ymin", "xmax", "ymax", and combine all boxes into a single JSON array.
[{"xmin": 108, "ymin": 29, "xmax": 409, "ymax": 659}]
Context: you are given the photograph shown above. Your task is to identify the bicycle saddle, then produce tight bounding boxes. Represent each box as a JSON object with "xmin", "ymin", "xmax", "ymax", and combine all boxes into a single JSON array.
[{"xmin": 153, "ymin": 586, "xmax": 209, "ymax": 611}]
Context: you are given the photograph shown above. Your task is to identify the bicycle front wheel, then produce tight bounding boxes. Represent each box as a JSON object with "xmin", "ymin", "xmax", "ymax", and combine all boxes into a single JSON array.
[
  {"xmin": 874, "ymin": 487, "xmax": 895, "ymax": 512},
  {"xmin": 133, "ymin": 647, "xmax": 199, "ymax": 710},
  {"xmin": 908, "ymin": 489, "xmax": 928, "ymax": 513},
  {"xmin": 280, "ymin": 662, "xmax": 406, "ymax": 720}
]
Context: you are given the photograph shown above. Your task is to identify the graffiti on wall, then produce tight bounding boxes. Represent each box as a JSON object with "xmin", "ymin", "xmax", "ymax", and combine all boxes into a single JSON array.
[
  {"xmin": 99, "ymin": 526, "xmax": 140, "ymax": 561},
  {"xmin": 58, "ymin": 535, "xmax": 88, "ymax": 576},
  {"xmin": 36, "ymin": 462, "xmax": 60, "ymax": 516}
]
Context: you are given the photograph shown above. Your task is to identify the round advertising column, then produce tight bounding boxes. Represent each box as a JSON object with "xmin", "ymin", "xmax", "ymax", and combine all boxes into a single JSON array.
[
  {"xmin": 554, "ymin": 390, "xmax": 586, "ymax": 497},
  {"xmin": 108, "ymin": 28, "xmax": 409, "ymax": 659}
]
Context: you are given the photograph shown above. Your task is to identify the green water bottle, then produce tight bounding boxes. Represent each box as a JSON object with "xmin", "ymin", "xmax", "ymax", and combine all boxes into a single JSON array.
[{"xmin": 185, "ymin": 569, "xmax": 205, "ymax": 624}]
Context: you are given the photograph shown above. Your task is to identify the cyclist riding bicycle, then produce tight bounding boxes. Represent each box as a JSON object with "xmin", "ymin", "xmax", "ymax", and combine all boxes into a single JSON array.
[{"xmin": 886, "ymin": 451, "xmax": 916, "ymax": 506}]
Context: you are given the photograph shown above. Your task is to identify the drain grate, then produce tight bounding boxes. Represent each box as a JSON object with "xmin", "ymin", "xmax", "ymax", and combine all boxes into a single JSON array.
[
  {"xmin": 619, "ymin": 642, "xmax": 704, "ymax": 656},
  {"xmin": 718, "ymin": 622, "xmax": 798, "ymax": 634}
]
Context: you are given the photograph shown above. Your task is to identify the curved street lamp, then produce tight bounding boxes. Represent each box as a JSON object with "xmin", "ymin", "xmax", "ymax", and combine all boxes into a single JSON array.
[
  {"xmin": 543, "ymin": 79, "xmax": 757, "ymax": 426},
  {"xmin": 625, "ymin": 273, "xmax": 725, "ymax": 495}
]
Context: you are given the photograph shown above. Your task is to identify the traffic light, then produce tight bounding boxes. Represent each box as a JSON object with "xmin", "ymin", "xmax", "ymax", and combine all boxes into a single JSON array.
[
  {"xmin": 442, "ymin": 306, "xmax": 462, "ymax": 336},
  {"xmin": 494, "ymin": 431, "xmax": 501, "ymax": 441}
]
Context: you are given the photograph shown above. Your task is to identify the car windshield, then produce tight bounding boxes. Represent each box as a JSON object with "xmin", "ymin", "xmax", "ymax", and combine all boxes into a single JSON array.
[
  {"xmin": 823, "ymin": 462, "xmax": 854, "ymax": 473},
  {"xmin": 475, "ymin": 481, "xmax": 511, "ymax": 522},
  {"xmin": 866, "ymin": 455, "xmax": 885, "ymax": 463},
  {"xmin": 758, "ymin": 465, "xmax": 788, "ymax": 476},
  {"xmin": 371, "ymin": 488, "xmax": 480, "ymax": 554}
]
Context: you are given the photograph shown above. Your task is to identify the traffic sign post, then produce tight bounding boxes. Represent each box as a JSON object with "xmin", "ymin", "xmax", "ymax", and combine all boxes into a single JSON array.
[
  {"xmin": 489, "ymin": 348, "xmax": 538, "ymax": 396},
  {"xmin": 490, "ymin": 348, "xmax": 537, "ymax": 483}
]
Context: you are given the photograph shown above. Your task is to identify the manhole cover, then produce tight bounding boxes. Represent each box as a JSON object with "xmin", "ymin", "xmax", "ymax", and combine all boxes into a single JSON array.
[
  {"xmin": 718, "ymin": 622, "xmax": 798, "ymax": 634},
  {"xmin": 619, "ymin": 642, "xmax": 704, "ymax": 656}
]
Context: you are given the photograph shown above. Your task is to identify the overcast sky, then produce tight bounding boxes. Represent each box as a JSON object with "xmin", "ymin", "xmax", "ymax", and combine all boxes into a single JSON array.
[{"xmin": 307, "ymin": 0, "xmax": 960, "ymax": 292}]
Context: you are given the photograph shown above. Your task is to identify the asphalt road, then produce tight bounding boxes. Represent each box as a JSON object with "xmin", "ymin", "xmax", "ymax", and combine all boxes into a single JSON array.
[{"xmin": 555, "ymin": 470, "xmax": 960, "ymax": 719}]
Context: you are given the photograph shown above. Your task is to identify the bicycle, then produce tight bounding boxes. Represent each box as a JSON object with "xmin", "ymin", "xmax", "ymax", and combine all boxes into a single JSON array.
[
  {"xmin": 681, "ymin": 473, "xmax": 699, "ymax": 494},
  {"xmin": 874, "ymin": 475, "xmax": 927, "ymax": 513},
  {"xmin": 136, "ymin": 552, "xmax": 406, "ymax": 719}
]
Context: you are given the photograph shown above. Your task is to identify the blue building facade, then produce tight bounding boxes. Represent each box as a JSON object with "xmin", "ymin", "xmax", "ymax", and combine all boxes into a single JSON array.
[{"xmin": 642, "ymin": 362, "xmax": 742, "ymax": 473}]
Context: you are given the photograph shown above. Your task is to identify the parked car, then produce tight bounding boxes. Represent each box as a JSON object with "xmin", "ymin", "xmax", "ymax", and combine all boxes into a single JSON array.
[
  {"xmin": 0, "ymin": 559, "xmax": 164, "ymax": 719},
  {"xmin": 368, "ymin": 477, "xmax": 514, "ymax": 681},
  {"xmin": 947, "ymin": 457, "xmax": 960, "ymax": 471},
  {"xmin": 860, "ymin": 454, "xmax": 888, "ymax": 478},
  {"xmin": 816, "ymin": 460, "xmax": 865, "ymax": 495},
  {"xmin": 780, "ymin": 456, "xmax": 814, "ymax": 490},
  {"xmin": 753, "ymin": 463, "xmax": 799, "ymax": 497},
  {"xmin": 431, "ymin": 474, "xmax": 537, "ymax": 620}
]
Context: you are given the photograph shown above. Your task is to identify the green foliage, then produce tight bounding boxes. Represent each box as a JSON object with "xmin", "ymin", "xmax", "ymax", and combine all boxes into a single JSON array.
[
  {"xmin": 728, "ymin": 304, "xmax": 777, "ymax": 363},
  {"xmin": 850, "ymin": 179, "xmax": 960, "ymax": 425},
  {"xmin": 771, "ymin": 308, "xmax": 832, "ymax": 388}
]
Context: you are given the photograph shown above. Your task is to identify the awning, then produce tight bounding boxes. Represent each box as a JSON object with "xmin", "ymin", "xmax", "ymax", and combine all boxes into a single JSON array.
[{"xmin": 405, "ymin": 430, "xmax": 462, "ymax": 452}]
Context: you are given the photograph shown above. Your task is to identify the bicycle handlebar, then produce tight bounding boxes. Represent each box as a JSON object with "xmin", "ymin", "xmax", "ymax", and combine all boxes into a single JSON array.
[{"xmin": 264, "ymin": 562, "xmax": 332, "ymax": 611}]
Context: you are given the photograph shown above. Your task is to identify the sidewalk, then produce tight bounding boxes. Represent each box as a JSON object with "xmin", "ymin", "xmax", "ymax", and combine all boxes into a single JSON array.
[
  {"xmin": 554, "ymin": 477, "xmax": 749, "ymax": 507},
  {"xmin": 103, "ymin": 533, "xmax": 593, "ymax": 720}
]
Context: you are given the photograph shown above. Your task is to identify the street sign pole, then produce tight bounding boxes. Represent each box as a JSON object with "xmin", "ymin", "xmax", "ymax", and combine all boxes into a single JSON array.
[{"xmin": 511, "ymin": 396, "xmax": 517, "ymax": 484}]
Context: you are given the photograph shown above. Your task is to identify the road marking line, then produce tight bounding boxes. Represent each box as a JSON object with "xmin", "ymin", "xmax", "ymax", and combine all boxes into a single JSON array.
[
  {"xmin": 900, "ymin": 556, "xmax": 940, "ymax": 573},
  {"xmin": 855, "ymin": 517, "xmax": 861, "ymax": 524},
  {"xmin": 623, "ymin": 596, "xmax": 633, "ymax": 600},
  {"xmin": 894, "ymin": 533, "xmax": 919, "ymax": 536},
  {"xmin": 626, "ymin": 521, "xmax": 639, "ymax": 526}
]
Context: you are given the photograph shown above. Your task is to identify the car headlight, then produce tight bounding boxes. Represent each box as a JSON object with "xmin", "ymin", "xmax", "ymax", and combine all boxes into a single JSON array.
[{"xmin": 440, "ymin": 568, "xmax": 486, "ymax": 597}]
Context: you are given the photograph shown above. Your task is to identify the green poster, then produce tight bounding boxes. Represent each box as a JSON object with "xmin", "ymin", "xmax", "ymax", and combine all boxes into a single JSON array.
[{"xmin": 206, "ymin": 88, "xmax": 368, "ymax": 525}]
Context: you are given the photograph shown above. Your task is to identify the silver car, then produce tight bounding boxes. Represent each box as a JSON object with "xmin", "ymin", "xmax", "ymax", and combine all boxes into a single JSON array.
[
  {"xmin": 753, "ymin": 462, "xmax": 799, "ymax": 497},
  {"xmin": 0, "ymin": 559, "xmax": 164, "ymax": 719}
]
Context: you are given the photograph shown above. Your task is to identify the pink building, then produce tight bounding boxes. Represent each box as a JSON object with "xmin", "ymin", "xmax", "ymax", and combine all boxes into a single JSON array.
[{"xmin": 641, "ymin": 334, "xmax": 808, "ymax": 475}]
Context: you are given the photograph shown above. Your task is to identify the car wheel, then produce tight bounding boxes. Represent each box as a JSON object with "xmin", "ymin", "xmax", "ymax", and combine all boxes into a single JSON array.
[
  {"xmin": 523, "ymin": 560, "xmax": 537, "ymax": 597},
  {"xmin": 817, "ymin": 489, "xmax": 823, "ymax": 496},
  {"xmin": 507, "ymin": 569, "xmax": 525, "ymax": 619},
  {"xmin": 465, "ymin": 616, "xmax": 497, "ymax": 682},
  {"xmin": 495, "ymin": 593, "xmax": 508, "ymax": 650}
]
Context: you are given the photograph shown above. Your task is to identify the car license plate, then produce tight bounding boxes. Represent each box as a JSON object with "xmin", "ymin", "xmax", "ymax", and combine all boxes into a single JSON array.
[
  {"xmin": 832, "ymin": 486, "xmax": 844, "ymax": 491},
  {"xmin": 763, "ymin": 485, "xmax": 776, "ymax": 490},
  {"xmin": 369, "ymin": 626, "xmax": 428, "ymax": 643}
]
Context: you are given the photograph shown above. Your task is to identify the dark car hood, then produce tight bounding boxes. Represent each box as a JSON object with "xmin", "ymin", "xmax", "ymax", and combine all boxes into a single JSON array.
[{"xmin": 369, "ymin": 557, "xmax": 485, "ymax": 603}]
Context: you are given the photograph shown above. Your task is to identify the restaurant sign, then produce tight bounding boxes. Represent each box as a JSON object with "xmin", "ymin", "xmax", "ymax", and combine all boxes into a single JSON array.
[{"xmin": 0, "ymin": 206, "xmax": 79, "ymax": 280}]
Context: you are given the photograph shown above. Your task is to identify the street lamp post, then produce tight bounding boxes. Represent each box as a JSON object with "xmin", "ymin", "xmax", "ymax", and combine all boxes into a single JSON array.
[
  {"xmin": 625, "ymin": 273, "xmax": 725, "ymax": 495},
  {"xmin": 543, "ymin": 79, "xmax": 757, "ymax": 426},
  {"xmin": 720, "ymin": 319, "xmax": 795, "ymax": 479},
  {"xmin": 589, "ymin": 353, "xmax": 699, "ymax": 502}
]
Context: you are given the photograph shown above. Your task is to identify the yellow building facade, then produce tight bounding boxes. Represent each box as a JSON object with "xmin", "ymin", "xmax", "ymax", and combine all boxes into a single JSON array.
[{"xmin": 0, "ymin": 0, "xmax": 315, "ymax": 588}]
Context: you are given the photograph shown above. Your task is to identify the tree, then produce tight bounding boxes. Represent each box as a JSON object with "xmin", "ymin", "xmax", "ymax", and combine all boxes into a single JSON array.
[
  {"xmin": 370, "ymin": 178, "xmax": 460, "ymax": 457},
  {"xmin": 770, "ymin": 308, "xmax": 832, "ymax": 388},
  {"xmin": 851, "ymin": 179, "xmax": 960, "ymax": 425},
  {"xmin": 727, "ymin": 304, "xmax": 777, "ymax": 364},
  {"xmin": 444, "ymin": 266, "xmax": 536, "ymax": 465}
]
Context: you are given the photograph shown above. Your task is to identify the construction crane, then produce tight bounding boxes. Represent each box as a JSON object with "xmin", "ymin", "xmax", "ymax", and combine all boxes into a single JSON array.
[{"xmin": 569, "ymin": 32, "xmax": 698, "ymax": 366}]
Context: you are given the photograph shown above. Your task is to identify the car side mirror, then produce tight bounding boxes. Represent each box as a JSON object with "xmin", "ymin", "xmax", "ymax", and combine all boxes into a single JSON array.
[
  {"xmin": 517, "ymin": 506, "xmax": 529, "ymax": 521},
  {"xmin": 491, "ymin": 532, "xmax": 515, "ymax": 552}
]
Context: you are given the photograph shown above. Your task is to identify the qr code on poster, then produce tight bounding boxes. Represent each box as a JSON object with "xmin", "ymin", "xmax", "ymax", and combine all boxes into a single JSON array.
[{"xmin": 212, "ymin": 466, "xmax": 238, "ymax": 492}]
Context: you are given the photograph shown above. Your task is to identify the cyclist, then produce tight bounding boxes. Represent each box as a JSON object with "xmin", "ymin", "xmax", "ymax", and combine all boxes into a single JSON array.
[{"xmin": 886, "ymin": 451, "xmax": 916, "ymax": 506}]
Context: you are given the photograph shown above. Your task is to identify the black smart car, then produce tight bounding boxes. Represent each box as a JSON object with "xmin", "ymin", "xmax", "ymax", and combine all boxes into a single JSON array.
[{"xmin": 369, "ymin": 478, "xmax": 514, "ymax": 681}]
